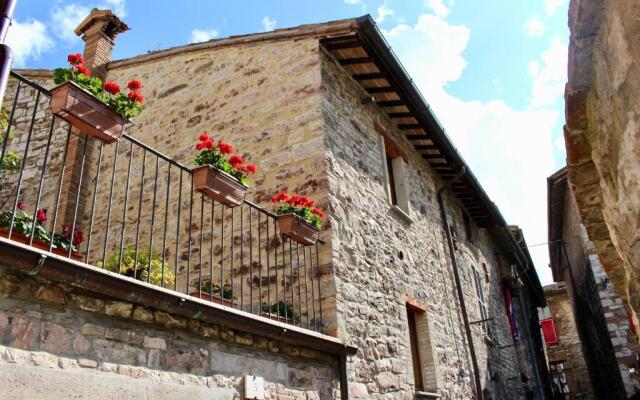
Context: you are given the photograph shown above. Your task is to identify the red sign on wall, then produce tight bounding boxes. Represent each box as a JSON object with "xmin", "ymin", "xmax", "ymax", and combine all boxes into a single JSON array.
[{"xmin": 541, "ymin": 318, "xmax": 558, "ymax": 345}]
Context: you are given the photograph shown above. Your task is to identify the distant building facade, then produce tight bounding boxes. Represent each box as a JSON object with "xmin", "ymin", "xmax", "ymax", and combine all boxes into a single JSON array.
[{"xmin": 547, "ymin": 167, "xmax": 640, "ymax": 399}]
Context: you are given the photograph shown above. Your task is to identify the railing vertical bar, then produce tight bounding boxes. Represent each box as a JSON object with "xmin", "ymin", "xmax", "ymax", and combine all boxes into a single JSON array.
[
  {"xmin": 257, "ymin": 211, "xmax": 262, "ymax": 316},
  {"xmin": 309, "ymin": 243, "xmax": 317, "ymax": 332},
  {"xmin": 48, "ymin": 125, "xmax": 71, "ymax": 252},
  {"xmin": 315, "ymin": 243, "xmax": 323, "ymax": 333},
  {"xmin": 67, "ymin": 136, "xmax": 89, "ymax": 258},
  {"xmin": 274, "ymin": 219, "xmax": 278, "ymax": 319},
  {"xmin": 282, "ymin": 238, "xmax": 287, "ymax": 323},
  {"xmin": 117, "ymin": 141, "xmax": 134, "ymax": 271},
  {"xmin": 84, "ymin": 142, "xmax": 104, "ymax": 263},
  {"xmin": 249, "ymin": 207, "xmax": 253, "ymax": 314},
  {"xmin": 101, "ymin": 140, "xmax": 120, "ymax": 269},
  {"xmin": 265, "ymin": 213, "xmax": 270, "ymax": 318},
  {"xmin": 160, "ymin": 164, "xmax": 171, "ymax": 288},
  {"xmin": 0, "ymin": 81, "xmax": 21, "ymax": 165},
  {"xmin": 198, "ymin": 195, "xmax": 204, "ymax": 298},
  {"xmin": 186, "ymin": 175, "xmax": 193, "ymax": 294},
  {"xmin": 240, "ymin": 206, "xmax": 244, "ymax": 311},
  {"xmin": 28, "ymin": 116, "xmax": 57, "ymax": 245},
  {"xmin": 230, "ymin": 206, "xmax": 235, "ymax": 308},
  {"xmin": 302, "ymin": 245, "xmax": 309, "ymax": 329},
  {"xmin": 147, "ymin": 156, "xmax": 160, "ymax": 283},
  {"xmin": 173, "ymin": 170, "xmax": 182, "ymax": 291},
  {"xmin": 219, "ymin": 204, "xmax": 225, "ymax": 304},
  {"xmin": 296, "ymin": 242, "xmax": 302, "ymax": 327},
  {"xmin": 8, "ymin": 90, "xmax": 40, "ymax": 239},
  {"xmin": 132, "ymin": 149, "xmax": 147, "ymax": 279},
  {"xmin": 209, "ymin": 201, "xmax": 214, "ymax": 299},
  {"xmin": 289, "ymin": 239, "xmax": 295, "ymax": 325}
]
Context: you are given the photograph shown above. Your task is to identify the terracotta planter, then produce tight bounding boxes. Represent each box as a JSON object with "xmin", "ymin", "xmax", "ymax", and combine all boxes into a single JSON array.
[
  {"xmin": 189, "ymin": 291, "xmax": 234, "ymax": 307},
  {"xmin": 50, "ymin": 81, "xmax": 130, "ymax": 144},
  {"xmin": 0, "ymin": 228, "xmax": 84, "ymax": 261},
  {"xmin": 276, "ymin": 213, "xmax": 320, "ymax": 246},
  {"xmin": 192, "ymin": 166, "xmax": 247, "ymax": 207}
]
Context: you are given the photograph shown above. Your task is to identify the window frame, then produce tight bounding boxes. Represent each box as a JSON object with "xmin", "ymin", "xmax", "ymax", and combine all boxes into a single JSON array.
[
  {"xmin": 378, "ymin": 133, "xmax": 411, "ymax": 218},
  {"xmin": 405, "ymin": 300, "xmax": 438, "ymax": 394}
]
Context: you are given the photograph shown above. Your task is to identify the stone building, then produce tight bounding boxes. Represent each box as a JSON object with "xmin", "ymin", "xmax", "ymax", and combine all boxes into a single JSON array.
[
  {"xmin": 564, "ymin": 0, "xmax": 640, "ymax": 324},
  {"xmin": 547, "ymin": 167, "xmax": 640, "ymax": 399},
  {"xmin": 0, "ymin": 9, "xmax": 550, "ymax": 399},
  {"xmin": 539, "ymin": 283, "xmax": 594, "ymax": 399}
]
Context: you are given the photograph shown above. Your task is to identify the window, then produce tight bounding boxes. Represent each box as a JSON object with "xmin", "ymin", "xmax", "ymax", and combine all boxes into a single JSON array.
[
  {"xmin": 463, "ymin": 213, "xmax": 473, "ymax": 243},
  {"xmin": 406, "ymin": 301, "xmax": 437, "ymax": 393},
  {"xmin": 549, "ymin": 361, "xmax": 570, "ymax": 395},
  {"xmin": 473, "ymin": 268, "xmax": 490, "ymax": 335},
  {"xmin": 378, "ymin": 133, "xmax": 411, "ymax": 217}
]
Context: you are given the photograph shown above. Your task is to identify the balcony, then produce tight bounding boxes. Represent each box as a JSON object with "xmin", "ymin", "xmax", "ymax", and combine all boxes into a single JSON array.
[{"xmin": 0, "ymin": 71, "xmax": 331, "ymax": 340}]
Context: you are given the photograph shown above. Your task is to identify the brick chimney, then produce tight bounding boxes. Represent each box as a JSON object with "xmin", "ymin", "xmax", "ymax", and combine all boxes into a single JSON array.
[{"xmin": 74, "ymin": 9, "xmax": 128, "ymax": 79}]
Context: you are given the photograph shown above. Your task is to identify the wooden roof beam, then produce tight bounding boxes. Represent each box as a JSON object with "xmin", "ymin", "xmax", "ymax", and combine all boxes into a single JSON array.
[
  {"xmin": 324, "ymin": 40, "xmax": 363, "ymax": 50},
  {"xmin": 377, "ymin": 99, "xmax": 404, "ymax": 107},
  {"xmin": 366, "ymin": 86, "xmax": 395, "ymax": 94},
  {"xmin": 398, "ymin": 124, "xmax": 421, "ymax": 130},
  {"xmin": 353, "ymin": 72, "xmax": 386, "ymax": 80},
  {"xmin": 388, "ymin": 112, "xmax": 413, "ymax": 118},
  {"xmin": 339, "ymin": 57, "xmax": 375, "ymax": 65}
]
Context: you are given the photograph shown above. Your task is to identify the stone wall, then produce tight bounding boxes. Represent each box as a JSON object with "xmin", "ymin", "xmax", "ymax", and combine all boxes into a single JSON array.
[
  {"xmin": 565, "ymin": 0, "xmax": 640, "ymax": 322},
  {"xmin": 542, "ymin": 284, "xmax": 594, "ymax": 399},
  {"xmin": 320, "ymin": 47, "xmax": 527, "ymax": 399},
  {"xmin": 559, "ymin": 185, "xmax": 640, "ymax": 398},
  {"xmin": 0, "ymin": 263, "xmax": 339, "ymax": 399}
]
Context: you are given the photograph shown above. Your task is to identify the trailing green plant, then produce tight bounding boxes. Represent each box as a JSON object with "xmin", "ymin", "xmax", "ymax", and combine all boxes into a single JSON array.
[
  {"xmin": 98, "ymin": 245, "xmax": 174, "ymax": 287},
  {"xmin": 0, "ymin": 109, "xmax": 22, "ymax": 173},
  {"xmin": 0, "ymin": 203, "xmax": 81, "ymax": 252},
  {"xmin": 262, "ymin": 301, "xmax": 299, "ymax": 322},
  {"xmin": 193, "ymin": 133, "xmax": 257, "ymax": 186},
  {"xmin": 271, "ymin": 193, "xmax": 324, "ymax": 229},
  {"xmin": 198, "ymin": 281, "xmax": 233, "ymax": 300},
  {"xmin": 53, "ymin": 53, "xmax": 144, "ymax": 120}
]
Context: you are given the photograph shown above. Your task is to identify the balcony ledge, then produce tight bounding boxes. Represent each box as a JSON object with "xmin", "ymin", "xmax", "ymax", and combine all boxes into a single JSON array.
[{"xmin": 0, "ymin": 237, "xmax": 357, "ymax": 357}]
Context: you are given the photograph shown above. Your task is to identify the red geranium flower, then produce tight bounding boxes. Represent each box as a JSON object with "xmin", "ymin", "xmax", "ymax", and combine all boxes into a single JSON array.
[
  {"xmin": 128, "ymin": 90, "xmax": 144, "ymax": 104},
  {"xmin": 272, "ymin": 192, "xmax": 289, "ymax": 203},
  {"xmin": 103, "ymin": 81, "xmax": 120, "ymax": 95},
  {"xmin": 16, "ymin": 201, "xmax": 27, "ymax": 210},
  {"xmin": 36, "ymin": 208, "xmax": 47, "ymax": 223},
  {"xmin": 245, "ymin": 164, "xmax": 257, "ymax": 174},
  {"xmin": 195, "ymin": 142, "xmax": 205, "ymax": 150},
  {"xmin": 199, "ymin": 133, "xmax": 210, "ymax": 141},
  {"xmin": 67, "ymin": 53, "xmax": 83, "ymax": 66},
  {"xmin": 62, "ymin": 225, "xmax": 84, "ymax": 246},
  {"xmin": 311, "ymin": 208, "xmax": 325, "ymax": 217},
  {"xmin": 218, "ymin": 141, "xmax": 233, "ymax": 155},
  {"xmin": 75, "ymin": 64, "xmax": 90, "ymax": 76},
  {"xmin": 126, "ymin": 80, "xmax": 143, "ymax": 90},
  {"xmin": 228, "ymin": 155, "xmax": 244, "ymax": 166},
  {"xmin": 203, "ymin": 139, "xmax": 214, "ymax": 149}
]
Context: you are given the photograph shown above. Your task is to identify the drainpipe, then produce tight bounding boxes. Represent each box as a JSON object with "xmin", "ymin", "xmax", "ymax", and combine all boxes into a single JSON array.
[
  {"xmin": 437, "ymin": 167, "xmax": 483, "ymax": 400},
  {"xmin": 0, "ymin": 0, "xmax": 16, "ymax": 105},
  {"xmin": 338, "ymin": 353, "xmax": 349, "ymax": 399}
]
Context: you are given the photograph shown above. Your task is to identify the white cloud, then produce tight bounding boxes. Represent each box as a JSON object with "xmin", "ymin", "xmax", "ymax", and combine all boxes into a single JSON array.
[
  {"xmin": 51, "ymin": 4, "xmax": 90, "ymax": 42},
  {"xmin": 6, "ymin": 19, "xmax": 54, "ymax": 67},
  {"xmin": 51, "ymin": 1, "xmax": 127, "ymax": 42},
  {"xmin": 545, "ymin": 0, "xmax": 566, "ymax": 16},
  {"xmin": 523, "ymin": 17, "xmax": 545, "ymax": 37},
  {"xmin": 190, "ymin": 28, "xmax": 219, "ymax": 43},
  {"xmin": 344, "ymin": 0, "xmax": 362, "ymax": 4},
  {"xmin": 382, "ymin": 14, "xmax": 561, "ymax": 285},
  {"xmin": 375, "ymin": 3, "xmax": 395, "ymax": 23},
  {"xmin": 425, "ymin": 0, "xmax": 452, "ymax": 18},
  {"xmin": 104, "ymin": 0, "xmax": 126, "ymax": 17},
  {"xmin": 262, "ymin": 16, "xmax": 276, "ymax": 32},
  {"xmin": 529, "ymin": 37, "xmax": 567, "ymax": 107}
]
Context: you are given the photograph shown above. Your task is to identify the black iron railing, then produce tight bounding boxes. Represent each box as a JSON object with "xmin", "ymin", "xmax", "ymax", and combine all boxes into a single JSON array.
[{"xmin": 0, "ymin": 71, "xmax": 325, "ymax": 332}]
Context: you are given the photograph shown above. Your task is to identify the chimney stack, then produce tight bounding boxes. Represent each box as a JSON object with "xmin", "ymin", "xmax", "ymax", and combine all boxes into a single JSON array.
[{"xmin": 74, "ymin": 9, "xmax": 128, "ymax": 79}]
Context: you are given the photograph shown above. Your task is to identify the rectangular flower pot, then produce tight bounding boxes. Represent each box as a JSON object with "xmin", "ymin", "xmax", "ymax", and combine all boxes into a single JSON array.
[
  {"xmin": 192, "ymin": 165, "xmax": 248, "ymax": 208},
  {"xmin": 0, "ymin": 227, "xmax": 84, "ymax": 261},
  {"xmin": 190, "ymin": 291, "xmax": 234, "ymax": 307},
  {"xmin": 275, "ymin": 213, "xmax": 320, "ymax": 246},
  {"xmin": 50, "ymin": 81, "xmax": 130, "ymax": 144}
]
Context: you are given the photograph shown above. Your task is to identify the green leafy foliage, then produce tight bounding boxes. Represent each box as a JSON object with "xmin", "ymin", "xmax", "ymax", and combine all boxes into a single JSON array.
[
  {"xmin": 0, "ymin": 209, "xmax": 78, "ymax": 252},
  {"xmin": 274, "ymin": 204, "xmax": 322, "ymax": 229},
  {"xmin": 262, "ymin": 301, "xmax": 299, "ymax": 321},
  {"xmin": 98, "ymin": 245, "xmax": 174, "ymax": 287},
  {"xmin": 53, "ymin": 67, "xmax": 143, "ymax": 120},
  {"xmin": 0, "ymin": 110, "xmax": 22, "ymax": 174},
  {"xmin": 198, "ymin": 281, "xmax": 234, "ymax": 300},
  {"xmin": 194, "ymin": 148, "xmax": 249, "ymax": 186}
]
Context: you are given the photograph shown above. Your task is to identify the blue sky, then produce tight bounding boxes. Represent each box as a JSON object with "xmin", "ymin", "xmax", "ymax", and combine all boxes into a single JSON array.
[{"xmin": 8, "ymin": 0, "xmax": 569, "ymax": 284}]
